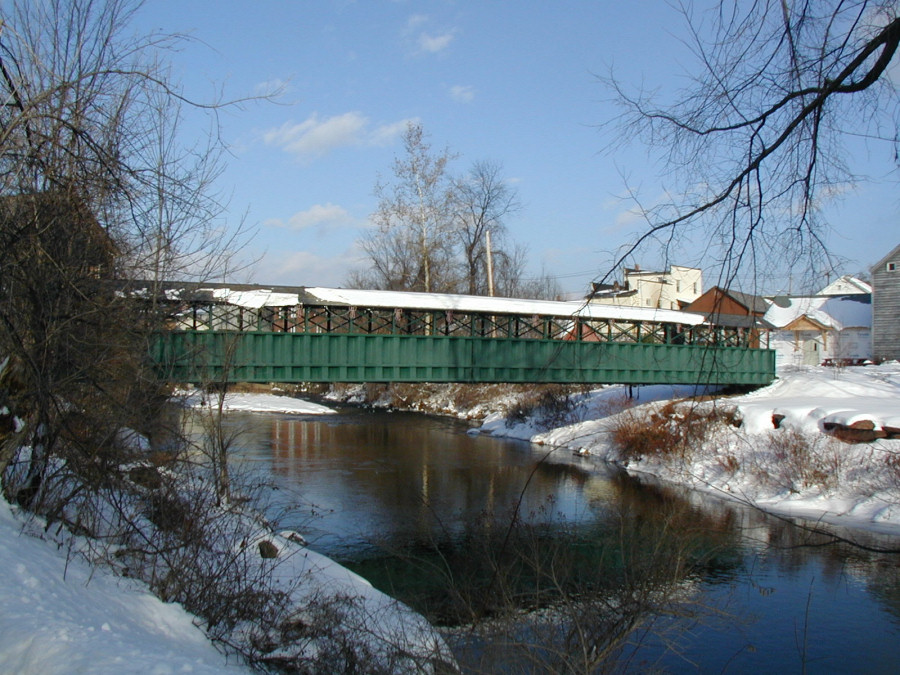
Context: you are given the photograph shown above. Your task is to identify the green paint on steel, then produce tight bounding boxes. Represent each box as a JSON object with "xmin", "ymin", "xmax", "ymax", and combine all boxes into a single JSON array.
[{"xmin": 151, "ymin": 331, "xmax": 776, "ymax": 386}]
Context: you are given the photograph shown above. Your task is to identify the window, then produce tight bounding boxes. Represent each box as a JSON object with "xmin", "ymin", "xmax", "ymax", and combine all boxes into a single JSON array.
[{"xmin": 888, "ymin": 262, "xmax": 897, "ymax": 272}]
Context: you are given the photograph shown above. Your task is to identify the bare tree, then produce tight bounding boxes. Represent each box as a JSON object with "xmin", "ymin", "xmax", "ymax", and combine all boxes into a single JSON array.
[
  {"xmin": 360, "ymin": 122, "xmax": 458, "ymax": 293},
  {"xmin": 453, "ymin": 159, "xmax": 521, "ymax": 295},
  {"xmin": 603, "ymin": 1, "xmax": 900, "ymax": 291},
  {"xmin": 490, "ymin": 243, "xmax": 564, "ymax": 300},
  {"xmin": 0, "ymin": 0, "xmax": 248, "ymax": 509}
]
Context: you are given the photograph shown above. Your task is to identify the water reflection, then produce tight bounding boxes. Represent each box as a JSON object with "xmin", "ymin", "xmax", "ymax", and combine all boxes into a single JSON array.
[
  {"xmin": 226, "ymin": 409, "xmax": 619, "ymax": 557},
  {"xmin": 220, "ymin": 407, "xmax": 900, "ymax": 672}
]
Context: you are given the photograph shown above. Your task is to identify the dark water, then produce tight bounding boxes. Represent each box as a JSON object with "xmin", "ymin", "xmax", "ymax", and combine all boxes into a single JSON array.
[{"xmin": 222, "ymin": 407, "xmax": 900, "ymax": 673}]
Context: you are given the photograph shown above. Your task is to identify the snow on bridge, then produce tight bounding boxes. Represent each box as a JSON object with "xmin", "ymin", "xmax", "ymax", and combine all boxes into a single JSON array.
[{"xmin": 144, "ymin": 282, "xmax": 775, "ymax": 385}]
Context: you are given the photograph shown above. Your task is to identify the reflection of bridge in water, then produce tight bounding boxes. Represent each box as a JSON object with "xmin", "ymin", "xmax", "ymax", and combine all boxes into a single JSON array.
[{"xmin": 149, "ymin": 283, "xmax": 775, "ymax": 386}]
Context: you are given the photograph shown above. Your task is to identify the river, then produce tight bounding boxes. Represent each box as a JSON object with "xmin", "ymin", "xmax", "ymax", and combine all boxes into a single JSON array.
[{"xmin": 219, "ymin": 406, "xmax": 900, "ymax": 673}]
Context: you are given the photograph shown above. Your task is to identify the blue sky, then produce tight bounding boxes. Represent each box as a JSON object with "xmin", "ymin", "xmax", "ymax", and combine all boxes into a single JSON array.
[{"xmin": 133, "ymin": 1, "xmax": 898, "ymax": 297}]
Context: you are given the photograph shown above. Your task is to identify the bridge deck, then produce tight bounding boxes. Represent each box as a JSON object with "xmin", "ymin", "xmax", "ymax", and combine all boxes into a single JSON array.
[{"xmin": 147, "ymin": 284, "xmax": 775, "ymax": 385}]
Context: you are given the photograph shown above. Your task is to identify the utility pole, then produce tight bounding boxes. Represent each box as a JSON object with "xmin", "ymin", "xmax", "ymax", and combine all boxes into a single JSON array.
[{"xmin": 485, "ymin": 229, "xmax": 495, "ymax": 297}]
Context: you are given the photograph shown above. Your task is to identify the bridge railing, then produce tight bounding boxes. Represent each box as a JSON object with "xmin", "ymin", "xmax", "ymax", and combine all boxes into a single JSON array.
[
  {"xmin": 149, "ymin": 296, "xmax": 775, "ymax": 386},
  {"xmin": 163, "ymin": 301, "xmax": 759, "ymax": 348}
]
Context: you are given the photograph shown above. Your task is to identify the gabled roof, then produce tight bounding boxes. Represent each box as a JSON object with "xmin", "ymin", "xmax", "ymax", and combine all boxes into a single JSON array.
[
  {"xmin": 764, "ymin": 294, "xmax": 872, "ymax": 330},
  {"xmin": 871, "ymin": 242, "xmax": 900, "ymax": 273},
  {"xmin": 781, "ymin": 315, "xmax": 832, "ymax": 332},
  {"xmin": 722, "ymin": 288, "xmax": 771, "ymax": 314},
  {"xmin": 819, "ymin": 275, "xmax": 872, "ymax": 295},
  {"xmin": 694, "ymin": 286, "xmax": 770, "ymax": 314}
]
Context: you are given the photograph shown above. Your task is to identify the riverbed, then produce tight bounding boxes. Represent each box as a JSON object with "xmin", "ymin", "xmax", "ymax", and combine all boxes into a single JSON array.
[{"xmin": 221, "ymin": 406, "xmax": 900, "ymax": 673}]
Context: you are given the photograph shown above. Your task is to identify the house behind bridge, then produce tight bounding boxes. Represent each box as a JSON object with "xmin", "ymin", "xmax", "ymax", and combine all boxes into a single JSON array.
[
  {"xmin": 588, "ymin": 265, "xmax": 703, "ymax": 310},
  {"xmin": 872, "ymin": 243, "xmax": 900, "ymax": 362}
]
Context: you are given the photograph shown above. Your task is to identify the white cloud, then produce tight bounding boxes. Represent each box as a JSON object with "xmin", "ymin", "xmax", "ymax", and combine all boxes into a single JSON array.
[
  {"xmin": 263, "ymin": 112, "xmax": 367, "ymax": 160},
  {"xmin": 613, "ymin": 204, "xmax": 647, "ymax": 229},
  {"xmin": 265, "ymin": 203, "xmax": 354, "ymax": 231},
  {"xmin": 449, "ymin": 85, "xmax": 475, "ymax": 103},
  {"xmin": 263, "ymin": 112, "xmax": 414, "ymax": 161},
  {"xmin": 418, "ymin": 31, "xmax": 454, "ymax": 53},
  {"xmin": 262, "ymin": 247, "xmax": 364, "ymax": 287},
  {"xmin": 405, "ymin": 14, "xmax": 428, "ymax": 31},
  {"xmin": 403, "ymin": 13, "xmax": 455, "ymax": 55}
]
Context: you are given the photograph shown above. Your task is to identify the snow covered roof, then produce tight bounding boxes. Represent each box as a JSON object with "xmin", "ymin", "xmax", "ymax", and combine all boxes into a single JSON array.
[
  {"xmin": 137, "ymin": 281, "xmax": 708, "ymax": 325},
  {"xmin": 818, "ymin": 275, "xmax": 872, "ymax": 295},
  {"xmin": 765, "ymin": 294, "xmax": 872, "ymax": 331},
  {"xmin": 301, "ymin": 287, "xmax": 708, "ymax": 325},
  {"xmin": 210, "ymin": 288, "xmax": 299, "ymax": 309}
]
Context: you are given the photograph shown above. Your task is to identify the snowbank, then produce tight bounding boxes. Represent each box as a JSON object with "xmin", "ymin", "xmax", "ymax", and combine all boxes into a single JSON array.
[
  {"xmin": 0, "ymin": 383, "xmax": 454, "ymax": 672},
  {"xmin": 0, "ymin": 499, "xmax": 248, "ymax": 674},
  {"xmin": 482, "ymin": 363, "xmax": 900, "ymax": 534},
  {"xmin": 178, "ymin": 391, "xmax": 336, "ymax": 415},
  {"xmin": 0, "ymin": 488, "xmax": 451, "ymax": 674},
  {"xmin": 239, "ymin": 529, "xmax": 453, "ymax": 670}
]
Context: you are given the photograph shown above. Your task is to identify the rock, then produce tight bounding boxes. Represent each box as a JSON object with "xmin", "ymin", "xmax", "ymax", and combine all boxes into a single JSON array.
[
  {"xmin": 829, "ymin": 426, "xmax": 886, "ymax": 443},
  {"xmin": 258, "ymin": 540, "xmax": 279, "ymax": 559}
]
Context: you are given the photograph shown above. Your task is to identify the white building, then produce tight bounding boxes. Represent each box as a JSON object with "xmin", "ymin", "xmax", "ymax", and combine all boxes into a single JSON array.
[
  {"xmin": 819, "ymin": 275, "xmax": 872, "ymax": 296},
  {"xmin": 589, "ymin": 265, "xmax": 702, "ymax": 310},
  {"xmin": 764, "ymin": 293, "xmax": 872, "ymax": 367}
]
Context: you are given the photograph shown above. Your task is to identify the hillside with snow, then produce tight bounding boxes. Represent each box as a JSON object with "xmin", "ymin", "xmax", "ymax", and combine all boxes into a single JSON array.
[
  {"xmin": 0, "ymin": 498, "xmax": 250, "ymax": 675},
  {"xmin": 485, "ymin": 363, "xmax": 900, "ymax": 533}
]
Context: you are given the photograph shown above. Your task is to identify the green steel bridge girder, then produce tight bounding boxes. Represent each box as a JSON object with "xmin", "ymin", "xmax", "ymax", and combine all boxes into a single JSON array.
[{"xmin": 152, "ymin": 330, "xmax": 776, "ymax": 386}]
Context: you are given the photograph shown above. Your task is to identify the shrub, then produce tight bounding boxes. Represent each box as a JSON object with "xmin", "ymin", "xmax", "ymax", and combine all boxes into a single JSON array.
[
  {"xmin": 610, "ymin": 401, "xmax": 740, "ymax": 462},
  {"xmin": 766, "ymin": 429, "xmax": 843, "ymax": 492},
  {"xmin": 505, "ymin": 385, "xmax": 580, "ymax": 431},
  {"xmin": 884, "ymin": 449, "xmax": 900, "ymax": 487}
]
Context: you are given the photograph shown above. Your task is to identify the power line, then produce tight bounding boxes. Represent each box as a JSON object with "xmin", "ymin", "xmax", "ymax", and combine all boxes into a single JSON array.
[{"xmin": 520, "ymin": 268, "xmax": 599, "ymax": 282}]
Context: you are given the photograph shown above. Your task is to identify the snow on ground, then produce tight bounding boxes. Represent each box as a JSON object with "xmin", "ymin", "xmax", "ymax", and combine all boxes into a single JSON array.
[
  {"xmin": 178, "ymin": 390, "xmax": 335, "ymax": 415},
  {"xmin": 240, "ymin": 529, "xmax": 453, "ymax": 669},
  {"xmin": 0, "ymin": 499, "xmax": 249, "ymax": 675},
  {"xmin": 480, "ymin": 383, "xmax": 713, "ymax": 442},
  {"xmin": 5, "ymin": 365, "xmax": 895, "ymax": 671},
  {"xmin": 0, "ymin": 494, "xmax": 450, "ymax": 674},
  {"xmin": 483, "ymin": 363, "xmax": 900, "ymax": 534},
  {"xmin": 0, "ymin": 387, "xmax": 456, "ymax": 673}
]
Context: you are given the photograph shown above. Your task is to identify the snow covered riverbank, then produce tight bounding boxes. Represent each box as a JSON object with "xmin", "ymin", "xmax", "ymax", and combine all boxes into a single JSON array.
[
  {"xmin": 4, "ymin": 365, "xmax": 896, "ymax": 671},
  {"xmin": 178, "ymin": 389, "xmax": 336, "ymax": 415},
  {"xmin": 0, "ymin": 388, "xmax": 452, "ymax": 672},
  {"xmin": 482, "ymin": 364, "xmax": 900, "ymax": 535},
  {"xmin": 0, "ymin": 494, "xmax": 451, "ymax": 673},
  {"xmin": 0, "ymin": 498, "xmax": 250, "ymax": 674}
]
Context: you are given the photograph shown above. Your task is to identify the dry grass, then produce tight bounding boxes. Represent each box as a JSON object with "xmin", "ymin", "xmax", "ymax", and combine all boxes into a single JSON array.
[
  {"xmin": 609, "ymin": 400, "xmax": 741, "ymax": 462},
  {"xmin": 504, "ymin": 385, "xmax": 582, "ymax": 431},
  {"xmin": 885, "ymin": 449, "xmax": 900, "ymax": 485},
  {"xmin": 761, "ymin": 429, "xmax": 844, "ymax": 493},
  {"xmin": 715, "ymin": 452, "xmax": 741, "ymax": 476}
]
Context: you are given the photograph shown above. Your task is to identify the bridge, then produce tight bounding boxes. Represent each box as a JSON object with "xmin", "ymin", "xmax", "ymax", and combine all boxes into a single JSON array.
[{"xmin": 148, "ymin": 283, "xmax": 775, "ymax": 386}]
